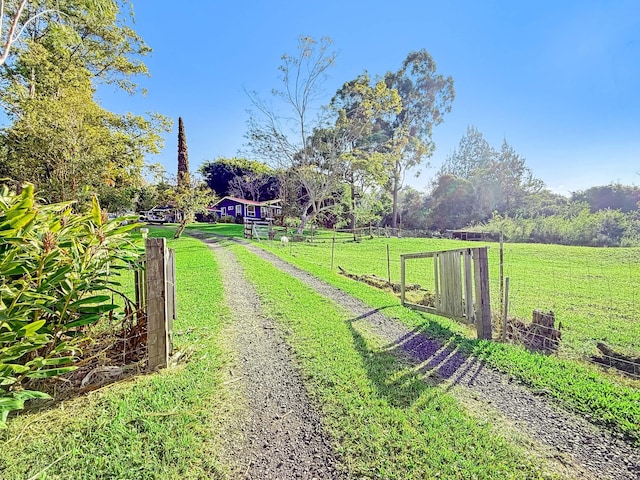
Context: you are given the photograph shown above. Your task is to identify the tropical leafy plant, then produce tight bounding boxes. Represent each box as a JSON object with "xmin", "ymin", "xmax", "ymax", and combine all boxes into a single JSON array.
[{"xmin": 0, "ymin": 183, "xmax": 142, "ymax": 427}]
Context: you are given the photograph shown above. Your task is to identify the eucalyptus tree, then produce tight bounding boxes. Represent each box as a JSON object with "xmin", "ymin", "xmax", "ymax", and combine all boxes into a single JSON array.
[
  {"xmin": 380, "ymin": 50, "xmax": 455, "ymax": 229},
  {"xmin": 329, "ymin": 73, "xmax": 401, "ymax": 232},
  {"xmin": 246, "ymin": 36, "xmax": 340, "ymax": 232}
]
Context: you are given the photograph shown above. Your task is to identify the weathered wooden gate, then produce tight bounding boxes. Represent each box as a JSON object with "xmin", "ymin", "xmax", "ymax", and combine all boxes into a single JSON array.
[
  {"xmin": 244, "ymin": 218, "xmax": 274, "ymax": 240},
  {"xmin": 400, "ymin": 247, "xmax": 492, "ymax": 339}
]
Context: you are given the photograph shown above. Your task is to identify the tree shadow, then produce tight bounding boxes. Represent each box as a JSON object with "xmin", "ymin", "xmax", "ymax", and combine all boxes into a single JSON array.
[{"xmin": 345, "ymin": 311, "xmax": 485, "ymax": 409}]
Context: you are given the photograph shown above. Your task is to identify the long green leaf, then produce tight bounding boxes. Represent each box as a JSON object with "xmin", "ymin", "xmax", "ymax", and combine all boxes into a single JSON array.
[
  {"xmin": 69, "ymin": 295, "xmax": 112, "ymax": 308},
  {"xmin": 41, "ymin": 356, "xmax": 75, "ymax": 366},
  {"xmin": 11, "ymin": 390, "xmax": 51, "ymax": 401},
  {"xmin": 76, "ymin": 304, "xmax": 118, "ymax": 315},
  {"xmin": 18, "ymin": 320, "xmax": 46, "ymax": 336},
  {"xmin": 91, "ymin": 196, "xmax": 102, "ymax": 226},
  {"xmin": 26, "ymin": 366, "xmax": 76, "ymax": 378},
  {"xmin": 64, "ymin": 314, "xmax": 102, "ymax": 328}
]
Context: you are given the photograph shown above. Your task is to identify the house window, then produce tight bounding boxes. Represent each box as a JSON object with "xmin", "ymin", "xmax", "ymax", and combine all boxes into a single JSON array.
[
  {"xmin": 221, "ymin": 207, "xmax": 226, "ymax": 216},
  {"xmin": 246, "ymin": 205, "xmax": 256, "ymax": 217},
  {"xmin": 228, "ymin": 205, "xmax": 234, "ymax": 211}
]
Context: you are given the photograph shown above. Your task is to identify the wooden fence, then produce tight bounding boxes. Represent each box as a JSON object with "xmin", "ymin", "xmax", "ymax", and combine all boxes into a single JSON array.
[
  {"xmin": 244, "ymin": 218, "xmax": 274, "ymax": 240},
  {"xmin": 400, "ymin": 247, "xmax": 492, "ymax": 339}
]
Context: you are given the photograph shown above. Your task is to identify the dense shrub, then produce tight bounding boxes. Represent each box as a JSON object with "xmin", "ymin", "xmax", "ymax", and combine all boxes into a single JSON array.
[
  {"xmin": 477, "ymin": 207, "xmax": 639, "ymax": 247},
  {"xmin": 0, "ymin": 184, "xmax": 141, "ymax": 427},
  {"xmin": 194, "ymin": 211, "xmax": 217, "ymax": 223},
  {"xmin": 219, "ymin": 215, "xmax": 234, "ymax": 223}
]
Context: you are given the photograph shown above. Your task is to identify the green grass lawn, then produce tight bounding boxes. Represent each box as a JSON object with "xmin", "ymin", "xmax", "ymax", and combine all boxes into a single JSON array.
[
  {"xmin": 3, "ymin": 223, "xmax": 637, "ymax": 478},
  {"xmin": 0, "ymin": 227, "xmax": 234, "ymax": 479},
  {"xmin": 188, "ymin": 223, "xmax": 640, "ymax": 358}
]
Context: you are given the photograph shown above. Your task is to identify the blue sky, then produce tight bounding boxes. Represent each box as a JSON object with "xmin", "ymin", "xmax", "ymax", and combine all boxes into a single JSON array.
[{"xmin": 99, "ymin": 0, "xmax": 640, "ymax": 196}]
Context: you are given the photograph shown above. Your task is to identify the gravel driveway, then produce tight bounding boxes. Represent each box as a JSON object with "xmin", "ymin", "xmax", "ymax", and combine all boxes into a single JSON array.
[{"xmin": 208, "ymin": 241, "xmax": 343, "ymax": 479}]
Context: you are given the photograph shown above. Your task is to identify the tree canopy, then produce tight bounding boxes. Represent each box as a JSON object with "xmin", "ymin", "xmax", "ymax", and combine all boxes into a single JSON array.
[
  {"xmin": 381, "ymin": 50, "xmax": 455, "ymax": 228},
  {"xmin": 436, "ymin": 126, "xmax": 544, "ymax": 221},
  {"xmin": 0, "ymin": 0, "xmax": 169, "ymax": 207},
  {"xmin": 199, "ymin": 157, "xmax": 277, "ymax": 201}
]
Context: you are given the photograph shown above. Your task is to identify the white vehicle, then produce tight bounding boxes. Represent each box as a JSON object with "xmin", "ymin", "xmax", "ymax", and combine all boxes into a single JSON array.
[{"xmin": 139, "ymin": 210, "xmax": 167, "ymax": 224}]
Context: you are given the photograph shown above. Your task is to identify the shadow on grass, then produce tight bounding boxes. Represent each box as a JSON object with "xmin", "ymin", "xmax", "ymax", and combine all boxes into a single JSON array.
[{"xmin": 345, "ymin": 311, "xmax": 485, "ymax": 408}]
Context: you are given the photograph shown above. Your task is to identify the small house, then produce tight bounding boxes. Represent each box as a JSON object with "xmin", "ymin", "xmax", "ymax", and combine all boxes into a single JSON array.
[{"xmin": 211, "ymin": 196, "xmax": 282, "ymax": 221}]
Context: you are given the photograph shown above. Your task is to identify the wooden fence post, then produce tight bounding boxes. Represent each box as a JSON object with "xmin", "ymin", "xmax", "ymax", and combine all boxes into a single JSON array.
[
  {"xmin": 400, "ymin": 254, "xmax": 406, "ymax": 306},
  {"xmin": 146, "ymin": 238, "xmax": 171, "ymax": 369},
  {"xmin": 387, "ymin": 244, "xmax": 391, "ymax": 284},
  {"xmin": 473, "ymin": 247, "xmax": 492, "ymax": 340},
  {"xmin": 463, "ymin": 249, "xmax": 474, "ymax": 324},
  {"xmin": 502, "ymin": 277, "xmax": 510, "ymax": 342}
]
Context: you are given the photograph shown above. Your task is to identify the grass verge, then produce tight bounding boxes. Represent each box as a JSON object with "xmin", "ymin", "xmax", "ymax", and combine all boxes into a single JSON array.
[
  {"xmin": 231, "ymin": 244, "xmax": 560, "ymax": 479},
  {"xmin": 0, "ymin": 227, "xmax": 233, "ymax": 479}
]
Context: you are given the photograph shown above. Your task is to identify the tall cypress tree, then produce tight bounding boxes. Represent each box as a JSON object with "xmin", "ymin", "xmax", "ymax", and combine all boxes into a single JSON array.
[{"xmin": 177, "ymin": 117, "xmax": 190, "ymax": 189}]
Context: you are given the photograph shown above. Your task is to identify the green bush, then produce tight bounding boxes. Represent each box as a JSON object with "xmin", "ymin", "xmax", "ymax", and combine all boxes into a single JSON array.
[
  {"xmin": 478, "ymin": 207, "xmax": 639, "ymax": 247},
  {"xmin": 0, "ymin": 183, "xmax": 142, "ymax": 427},
  {"xmin": 219, "ymin": 215, "xmax": 234, "ymax": 223}
]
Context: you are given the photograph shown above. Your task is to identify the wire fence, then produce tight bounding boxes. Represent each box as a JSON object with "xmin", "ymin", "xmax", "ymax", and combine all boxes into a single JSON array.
[
  {"xmin": 58, "ymin": 240, "xmax": 176, "ymax": 394},
  {"xmin": 270, "ymin": 235, "xmax": 640, "ymax": 379}
]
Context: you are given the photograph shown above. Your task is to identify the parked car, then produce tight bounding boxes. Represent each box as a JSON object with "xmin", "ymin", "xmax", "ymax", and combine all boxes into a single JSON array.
[{"xmin": 139, "ymin": 210, "xmax": 167, "ymax": 224}]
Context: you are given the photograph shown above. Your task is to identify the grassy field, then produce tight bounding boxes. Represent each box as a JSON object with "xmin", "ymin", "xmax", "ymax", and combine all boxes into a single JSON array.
[
  {"xmin": 0, "ymin": 228, "xmax": 234, "ymax": 479},
  {"xmin": 189, "ymin": 223, "xmax": 640, "ymax": 359},
  {"xmin": 188, "ymin": 223, "xmax": 640, "ymax": 443}
]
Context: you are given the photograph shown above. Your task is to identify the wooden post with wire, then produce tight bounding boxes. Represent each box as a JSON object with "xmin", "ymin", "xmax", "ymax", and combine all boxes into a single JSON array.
[
  {"xmin": 502, "ymin": 277, "xmax": 510, "ymax": 342},
  {"xmin": 387, "ymin": 244, "xmax": 391, "ymax": 284},
  {"xmin": 331, "ymin": 230, "xmax": 336, "ymax": 270},
  {"xmin": 145, "ymin": 238, "xmax": 175, "ymax": 369}
]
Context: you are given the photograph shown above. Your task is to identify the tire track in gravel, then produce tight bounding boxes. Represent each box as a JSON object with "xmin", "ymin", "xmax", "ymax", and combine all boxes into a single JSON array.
[
  {"xmin": 216, "ymin": 238, "xmax": 639, "ymax": 480},
  {"xmin": 207, "ymin": 240, "xmax": 343, "ymax": 479}
]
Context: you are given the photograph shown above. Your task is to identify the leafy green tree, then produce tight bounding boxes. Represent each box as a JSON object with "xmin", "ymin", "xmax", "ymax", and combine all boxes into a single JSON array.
[
  {"xmin": 170, "ymin": 178, "xmax": 215, "ymax": 238},
  {"xmin": 0, "ymin": 0, "xmax": 169, "ymax": 204},
  {"xmin": 396, "ymin": 187, "xmax": 429, "ymax": 230},
  {"xmin": 329, "ymin": 73, "xmax": 402, "ymax": 232},
  {"xmin": 0, "ymin": 67, "xmax": 168, "ymax": 203},
  {"xmin": 571, "ymin": 183, "xmax": 640, "ymax": 213},
  {"xmin": 438, "ymin": 126, "xmax": 543, "ymax": 219},
  {"xmin": 199, "ymin": 157, "xmax": 277, "ymax": 201},
  {"xmin": 427, "ymin": 174, "xmax": 476, "ymax": 231},
  {"xmin": 438, "ymin": 125, "xmax": 493, "ymax": 179},
  {"xmin": 381, "ymin": 50, "xmax": 455, "ymax": 229}
]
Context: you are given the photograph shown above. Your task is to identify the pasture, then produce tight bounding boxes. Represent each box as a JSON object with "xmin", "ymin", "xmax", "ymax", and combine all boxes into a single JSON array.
[
  {"xmin": 288, "ymin": 231, "xmax": 640, "ymax": 360},
  {"xmin": 190, "ymin": 224, "xmax": 640, "ymax": 361}
]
